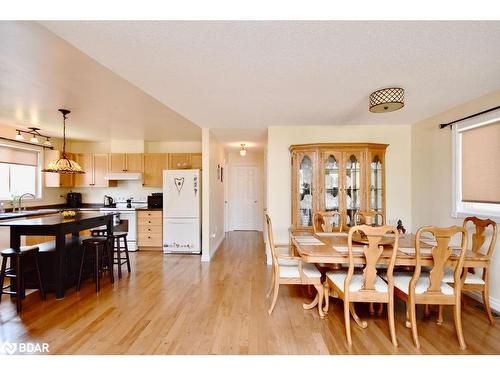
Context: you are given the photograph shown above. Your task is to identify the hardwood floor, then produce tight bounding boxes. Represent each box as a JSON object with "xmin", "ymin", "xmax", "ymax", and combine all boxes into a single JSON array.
[{"xmin": 0, "ymin": 231, "xmax": 499, "ymax": 354}]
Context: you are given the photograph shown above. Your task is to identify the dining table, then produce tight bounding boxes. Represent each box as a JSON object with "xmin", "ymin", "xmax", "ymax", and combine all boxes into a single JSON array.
[
  {"xmin": 0, "ymin": 212, "xmax": 114, "ymax": 299},
  {"xmin": 290, "ymin": 230, "xmax": 491, "ymax": 321}
]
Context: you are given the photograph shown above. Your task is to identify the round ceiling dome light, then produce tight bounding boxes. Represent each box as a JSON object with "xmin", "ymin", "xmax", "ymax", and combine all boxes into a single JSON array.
[
  {"xmin": 369, "ymin": 87, "xmax": 405, "ymax": 113},
  {"xmin": 239, "ymin": 144, "xmax": 247, "ymax": 157}
]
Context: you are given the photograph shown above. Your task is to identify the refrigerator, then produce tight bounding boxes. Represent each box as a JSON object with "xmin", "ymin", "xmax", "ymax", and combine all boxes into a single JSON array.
[{"xmin": 163, "ymin": 169, "xmax": 201, "ymax": 254}]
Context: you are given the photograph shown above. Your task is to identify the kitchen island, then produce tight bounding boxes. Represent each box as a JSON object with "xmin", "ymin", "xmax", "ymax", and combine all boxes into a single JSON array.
[{"xmin": 0, "ymin": 212, "xmax": 114, "ymax": 299}]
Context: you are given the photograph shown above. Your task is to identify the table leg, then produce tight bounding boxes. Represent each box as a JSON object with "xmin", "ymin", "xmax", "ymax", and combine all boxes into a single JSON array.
[
  {"xmin": 303, "ymin": 293, "xmax": 319, "ymax": 310},
  {"xmin": 9, "ymin": 228, "xmax": 21, "ymax": 295},
  {"xmin": 106, "ymin": 216, "xmax": 114, "ymax": 236},
  {"xmin": 55, "ymin": 231, "xmax": 66, "ymax": 299}
]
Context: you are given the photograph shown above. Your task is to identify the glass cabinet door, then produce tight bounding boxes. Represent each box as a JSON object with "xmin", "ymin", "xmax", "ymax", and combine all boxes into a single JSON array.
[
  {"xmin": 370, "ymin": 154, "xmax": 384, "ymax": 225},
  {"xmin": 344, "ymin": 153, "xmax": 361, "ymax": 227},
  {"xmin": 322, "ymin": 153, "xmax": 341, "ymax": 227},
  {"xmin": 298, "ymin": 154, "xmax": 314, "ymax": 227}
]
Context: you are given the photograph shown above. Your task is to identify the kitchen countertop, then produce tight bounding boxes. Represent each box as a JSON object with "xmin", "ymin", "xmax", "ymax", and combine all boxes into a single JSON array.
[
  {"xmin": 136, "ymin": 207, "xmax": 163, "ymax": 211},
  {"xmin": 0, "ymin": 204, "xmax": 112, "ymax": 221}
]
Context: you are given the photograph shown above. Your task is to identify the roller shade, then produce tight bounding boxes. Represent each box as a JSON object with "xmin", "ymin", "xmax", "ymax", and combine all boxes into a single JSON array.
[
  {"xmin": 0, "ymin": 145, "xmax": 39, "ymax": 166},
  {"xmin": 461, "ymin": 121, "xmax": 500, "ymax": 204}
]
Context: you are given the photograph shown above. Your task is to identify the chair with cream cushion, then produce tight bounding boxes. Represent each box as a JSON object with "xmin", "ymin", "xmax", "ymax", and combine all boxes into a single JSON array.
[
  {"xmin": 441, "ymin": 217, "xmax": 497, "ymax": 325},
  {"xmin": 325, "ymin": 225, "xmax": 399, "ymax": 347},
  {"xmin": 313, "ymin": 211, "xmax": 343, "ymax": 233},
  {"xmin": 265, "ymin": 214, "xmax": 323, "ymax": 316},
  {"xmin": 393, "ymin": 226, "xmax": 468, "ymax": 350}
]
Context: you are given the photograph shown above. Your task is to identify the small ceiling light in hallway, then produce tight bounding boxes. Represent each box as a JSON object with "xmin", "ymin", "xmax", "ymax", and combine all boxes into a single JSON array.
[
  {"xmin": 240, "ymin": 144, "xmax": 247, "ymax": 157},
  {"xmin": 369, "ymin": 87, "xmax": 405, "ymax": 113}
]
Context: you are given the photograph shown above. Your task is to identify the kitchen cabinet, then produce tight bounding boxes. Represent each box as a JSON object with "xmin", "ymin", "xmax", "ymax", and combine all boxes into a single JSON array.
[
  {"xmin": 44, "ymin": 149, "xmax": 74, "ymax": 187},
  {"xmin": 290, "ymin": 143, "xmax": 388, "ymax": 231},
  {"xmin": 74, "ymin": 153, "xmax": 117, "ymax": 188},
  {"xmin": 168, "ymin": 153, "xmax": 202, "ymax": 170},
  {"xmin": 143, "ymin": 153, "xmax": 168, "ymax": 187},
  {"xmin": 108, "ymin": 153, "xmax": 144, "ymax": 173},
  {"xmin": 137, "ymin": 210, "xmax": 163, "ymax": 249}
]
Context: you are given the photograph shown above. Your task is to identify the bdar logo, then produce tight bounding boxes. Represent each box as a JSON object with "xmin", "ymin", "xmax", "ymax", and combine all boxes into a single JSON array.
[{"xmin": 2, "ymin": 342, "xmax": 17, "ymax": 355}]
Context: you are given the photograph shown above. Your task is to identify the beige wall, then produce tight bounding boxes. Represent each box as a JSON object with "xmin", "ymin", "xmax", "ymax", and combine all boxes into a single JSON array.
[
  {"xmin": 266, "ymin": 125, "xmax": 412, "ymax": 250},
  {"xmin": 412, "ymin": 89, "xmax": 500, "ymax": 309},
  {"xmin": 201, "ymin": 129, "xmax": 225, "ymax": 261}
]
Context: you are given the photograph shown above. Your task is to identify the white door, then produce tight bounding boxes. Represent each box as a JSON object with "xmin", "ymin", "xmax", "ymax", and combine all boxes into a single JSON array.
[
  {"xmin": 163, "ymin": 170, "xmax": 200, "ymax": 218},
  {"xmin": 229, "ymin": 166, "xmax": 260, "ymax": 230}
]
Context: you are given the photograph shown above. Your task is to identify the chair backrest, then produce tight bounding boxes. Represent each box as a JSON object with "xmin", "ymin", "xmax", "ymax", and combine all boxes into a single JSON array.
[
  {"xmin": 313, "ymin": 211, "xmax": 343, "ymax": 233},
  {"xmin": 345, "ymin": 225, "xmax": 399, "ymax": 294},
  {"xmin": 354, "ymin": 210, "xmax": 385, "ymax": 226},
  {"xmin": 463, "ymin": 216, "xmax": 497, "ymax": 257},
  {"xmin": 265, "ymin": 214, "xmax": 279, "ymax": 267},
  {"xmin": 413, "ymin": 226, "xmax": 468, "ymax": 295}
]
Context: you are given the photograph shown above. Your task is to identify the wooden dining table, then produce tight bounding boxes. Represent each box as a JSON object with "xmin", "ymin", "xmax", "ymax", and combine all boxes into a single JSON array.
[{"xmin": 290, "ymin": 230, "xmax": 491, "ymax": 320}]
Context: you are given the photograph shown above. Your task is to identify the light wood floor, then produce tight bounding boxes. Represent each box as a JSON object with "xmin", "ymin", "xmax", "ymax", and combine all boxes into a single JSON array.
[{"xmin": 0, "ymin": 231, "xmax": 499, "ymax": 354}]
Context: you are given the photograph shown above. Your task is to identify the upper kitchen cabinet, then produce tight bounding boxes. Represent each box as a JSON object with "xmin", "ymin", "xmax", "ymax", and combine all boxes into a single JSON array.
[
  {"xmin": 108, "ymin": 153, "xmax": 144, "ymax": 173},
  {"xmin": 168, "ymin": 153, "xmax": 202, "ymax": 170},
  {"xmin": 143, "ymin": 153, "xmax": 168, "ymax": 187},
  {"xmin": 290, "ymin": 143, "xmax": 388, "ymax": 231},
  {"xmin": 44, "ymin": 149, "xmax": 74, "ymax": 187},
  {"xmin": 74, "ymin": 153, "xmax": 117, "ymax": 188}
]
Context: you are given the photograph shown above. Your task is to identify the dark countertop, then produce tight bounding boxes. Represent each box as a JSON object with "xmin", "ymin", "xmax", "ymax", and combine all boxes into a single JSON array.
[
  {"xmin": 0, "ymin": 212, "xmax": 115, "ymax": 227},
  {"xmin": 0, "ymin": 204, "xmax": 113, "ymax": 221},
  {"xmin": 136, "ymin": 207, "xmax": 163, "ymax": 211}
]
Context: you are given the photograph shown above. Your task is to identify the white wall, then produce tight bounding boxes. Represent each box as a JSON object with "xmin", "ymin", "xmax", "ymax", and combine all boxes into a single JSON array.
[
  {"xmin": 267, "ymin": 125, "xmax": 413, "ymax": 255},
  {"xmin": 412, "ymin": 89, "xmax": 500, "ymax": 309},
  {"xmin": 226, "ymin": 150, "xmax": 265, "ymax": 231},
  {"xmin": 201, "ymin": 129, "xmax": 226, "ymax": 261}
]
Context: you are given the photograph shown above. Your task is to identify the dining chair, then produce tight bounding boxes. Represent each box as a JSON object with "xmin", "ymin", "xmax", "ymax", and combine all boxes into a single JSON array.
[
  {"xmin": 313, "ymin": 211, "xmax": 343, "ymax": 233},
  {"xmin": 393, "ymin": 226, "xmax": 468, "ymax": 350},
  {"xmin": 325, "ymin": 225, "xmax": 399, "ymax": 347},
  {"xmin": 265, "ymin": 214, "xmax": 323, "ymax": 316},
  {"xmin": 442, "ymin": 216, "xmax": 497, "ymax": 325},
  {"xmin": 354, "ymin": 210, "xmax": 385, "ymax": 226}
]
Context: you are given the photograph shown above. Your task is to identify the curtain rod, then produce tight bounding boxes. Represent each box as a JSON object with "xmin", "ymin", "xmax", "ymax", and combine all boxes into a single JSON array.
[{"xmin": 439, "ymin": 105, "xmax": 500, "ymax": 129}]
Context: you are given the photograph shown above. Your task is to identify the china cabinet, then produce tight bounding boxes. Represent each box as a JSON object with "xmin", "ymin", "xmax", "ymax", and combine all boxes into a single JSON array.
[{"xmin": 290, "ymin": 143, "xmax": 388, "ymax": 230}]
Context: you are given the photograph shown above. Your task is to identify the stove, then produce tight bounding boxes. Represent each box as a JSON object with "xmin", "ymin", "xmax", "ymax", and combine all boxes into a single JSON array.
[{"xmin": 100, "ymin": 202, "xmax": 147, "ymax": 251}]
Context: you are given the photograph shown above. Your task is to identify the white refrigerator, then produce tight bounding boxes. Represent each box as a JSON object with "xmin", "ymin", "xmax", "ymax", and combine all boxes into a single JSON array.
[{"xmin": 163, "ymin": 169, "xmax": 201, "ymax": 254}]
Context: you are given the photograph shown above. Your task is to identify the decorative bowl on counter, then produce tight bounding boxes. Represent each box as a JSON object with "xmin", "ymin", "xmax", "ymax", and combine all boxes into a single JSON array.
[{"xmin": 62, "ymin": 210, "xmax": 77, "ymax": 218}]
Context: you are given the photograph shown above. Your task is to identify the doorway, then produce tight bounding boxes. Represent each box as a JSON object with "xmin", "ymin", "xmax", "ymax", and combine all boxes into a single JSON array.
[{"xmin": 228, "ymin": 165, "xmax": 262, "ymax": 231}]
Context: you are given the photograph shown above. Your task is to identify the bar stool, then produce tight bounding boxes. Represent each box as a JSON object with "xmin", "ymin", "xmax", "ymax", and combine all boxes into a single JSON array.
[
  {"xmin": 109, "ymin": 232, "xmax": 131, "ymax": 279},
  {"xmin": 77, "ymin": 237, "xmax": 114, "ymax": 292},
  {"xmin": 0, "ymin": 246, "xmax": 46, "ymax": 313}
]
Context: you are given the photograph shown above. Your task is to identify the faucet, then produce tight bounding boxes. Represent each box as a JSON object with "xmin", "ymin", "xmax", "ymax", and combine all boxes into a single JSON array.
[{"xmin": 18, "ymin": 193, "xmax": 36, "ymax": 212}]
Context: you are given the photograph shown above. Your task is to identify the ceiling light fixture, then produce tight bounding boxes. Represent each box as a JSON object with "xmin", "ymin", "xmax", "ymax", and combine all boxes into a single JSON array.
[
  {"xmin": 44, "ymin": 137, "xmax": 52, "ymax": 147},
  {"xmin": 239, "ymin": 144, "xmax": 247, "ymax": 157},
  {"xmin": 15, "ymin": 130, "xmax": 24, "ymax": 141},
  {"xmin": 369, "ymin": 87, "xmax": 405, "ymax": 113},
  {"xmin": 42, "ymin": 109, "xmax": 84, "ymax": 174}
]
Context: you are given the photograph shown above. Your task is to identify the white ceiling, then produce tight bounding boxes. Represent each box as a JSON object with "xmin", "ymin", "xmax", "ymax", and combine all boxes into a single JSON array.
[
  {"xmin": 0, "ymin": 21, "xmax": 201, "ymax": 142},
  {"xmin": 40, "ymin": 21, "xmax": 500, "ymax": 149}
]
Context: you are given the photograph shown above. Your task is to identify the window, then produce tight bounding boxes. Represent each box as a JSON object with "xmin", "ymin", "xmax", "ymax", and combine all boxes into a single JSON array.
[
  {"xmin": 452, "ymin": 109, "xmax": 500, "ymax": 219},
  {"xmin": 0, "ymin": 142, "xmax": 42, "ymax": 201}
]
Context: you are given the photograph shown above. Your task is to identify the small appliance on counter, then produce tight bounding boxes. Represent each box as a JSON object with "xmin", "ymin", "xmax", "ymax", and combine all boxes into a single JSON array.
[
  {"xmin": 66, "ymin": 192, "xmax": 82, "ymax": 208},
  {"xmin": 104, "ymin": 195, "xmax": 115, "ymax": 207},
  {"xmin": 147, "ymin": 193, "xmax": 163, "ymax": 209}
]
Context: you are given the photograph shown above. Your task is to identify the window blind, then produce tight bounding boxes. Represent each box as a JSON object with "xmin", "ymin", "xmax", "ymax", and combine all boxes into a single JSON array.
[
  {"xmin": 461, "ymin": 121, "xmax": 500, "ymax": 204},
  {"xmin": 0, "ymin": 145, "xmax": 39, "ymax": 166}
]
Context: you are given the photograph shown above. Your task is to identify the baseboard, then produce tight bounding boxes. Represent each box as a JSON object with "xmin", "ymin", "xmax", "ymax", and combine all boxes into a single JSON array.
[
  {"xmin": 201, "ymin": 234, "xmax": 225, "ymax": 262},
  {"xmin": 464, "ymin": 291, "xmax": 500, "ymax": 314}
]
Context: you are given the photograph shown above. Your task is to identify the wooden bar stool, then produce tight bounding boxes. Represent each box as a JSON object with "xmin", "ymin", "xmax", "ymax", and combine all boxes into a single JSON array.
[
  {"xmin": 77, "ymin": 237, "xmax": 114, "ymax": 292},
  {"xmin": 0, "ymin": 246, "xmax": 46, "ymax": 313},
  {"xmin": 109, "ymin": 232, "xmax": 131, "ymax": 279}
]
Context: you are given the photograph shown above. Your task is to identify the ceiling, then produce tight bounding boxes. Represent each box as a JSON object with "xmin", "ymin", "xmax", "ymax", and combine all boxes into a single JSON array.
[
  {"xmin": 40, "ymin": 21, "xmax": 500, "ymax": 149},
  {"xmin": 0, "ymin": 21, "xmax": 201, "ymax": 142}
]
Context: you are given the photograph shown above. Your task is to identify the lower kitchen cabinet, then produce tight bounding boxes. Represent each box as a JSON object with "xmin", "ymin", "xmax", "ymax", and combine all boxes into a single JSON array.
[{"xmin": 137, "ymin": 210, "xmax": 163, "ymax": 250}]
